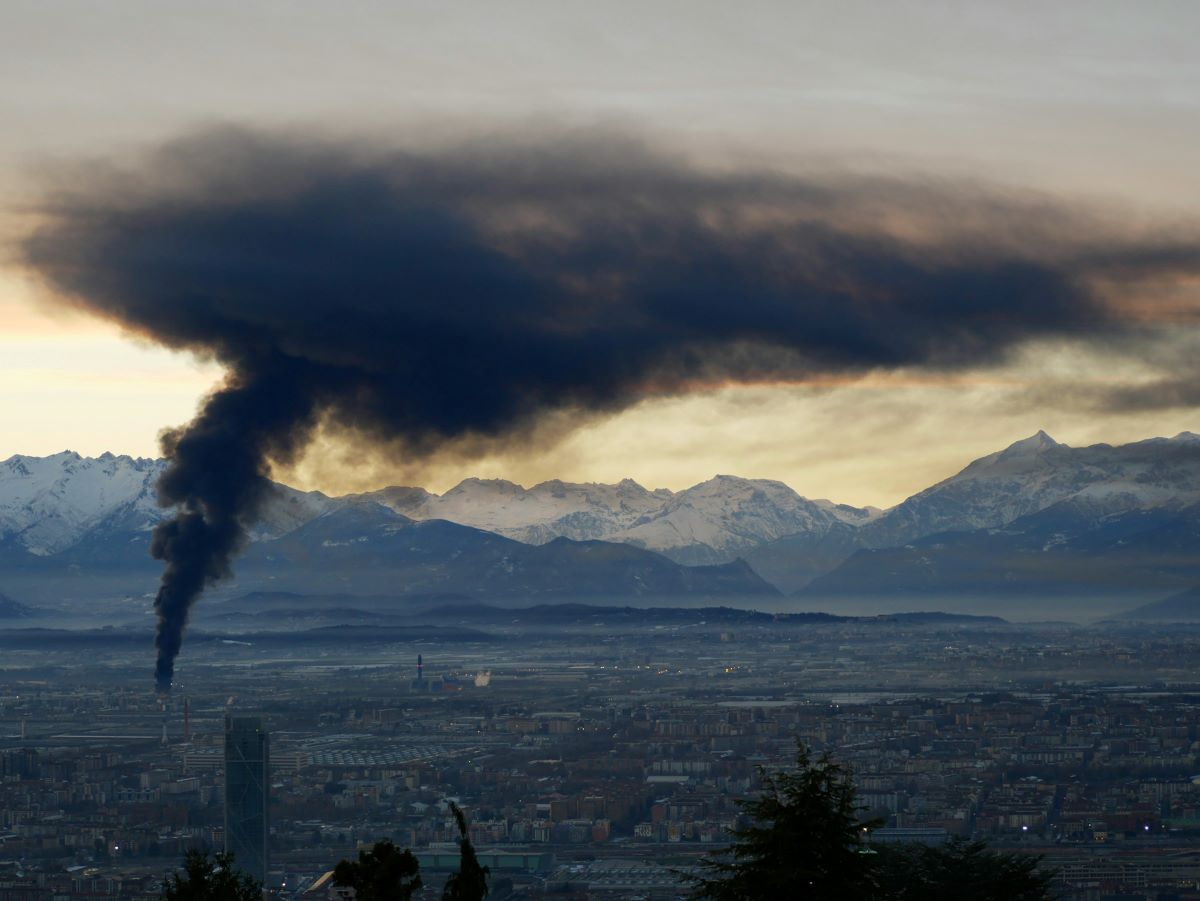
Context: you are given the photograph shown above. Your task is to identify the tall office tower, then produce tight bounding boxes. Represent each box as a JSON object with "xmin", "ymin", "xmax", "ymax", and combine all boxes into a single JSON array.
[{"xmin": 224, "ymin": 715, "xmax": 269, "ymax": 885}]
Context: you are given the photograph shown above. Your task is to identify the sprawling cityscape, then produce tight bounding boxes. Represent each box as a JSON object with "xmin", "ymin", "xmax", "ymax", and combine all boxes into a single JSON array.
[{"xmin": 4, "ymin": 614, "xmax": 1200, "ymax": 899}]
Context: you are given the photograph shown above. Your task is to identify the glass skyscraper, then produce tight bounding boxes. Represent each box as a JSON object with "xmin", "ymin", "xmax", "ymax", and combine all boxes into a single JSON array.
[{"xmin": 224, "ymin": 715, "xmax": 269, "ymax": 885}]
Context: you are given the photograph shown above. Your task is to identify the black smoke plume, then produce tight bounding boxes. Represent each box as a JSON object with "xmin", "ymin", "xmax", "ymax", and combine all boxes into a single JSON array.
[{"xmin": 19, "ymin": 127, "xmax": 1199, "ymax": 690}]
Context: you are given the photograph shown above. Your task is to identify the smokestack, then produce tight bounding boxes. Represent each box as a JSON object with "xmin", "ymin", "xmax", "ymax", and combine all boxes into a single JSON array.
[
  {"xmin": 183, "ymin": 697, "xmax": 191, "ymax": 744},
  {"xmin": 412, "ymin": 653, "xmax": 427, "ymax": 691}
]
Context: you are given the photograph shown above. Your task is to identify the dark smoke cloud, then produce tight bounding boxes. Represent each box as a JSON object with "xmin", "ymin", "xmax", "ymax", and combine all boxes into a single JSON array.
[{"xmin": 19, "ymin": 127, "xmax": 1200, "ymax": 689}]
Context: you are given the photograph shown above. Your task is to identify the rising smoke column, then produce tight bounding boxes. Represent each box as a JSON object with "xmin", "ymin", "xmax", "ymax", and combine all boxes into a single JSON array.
[
  {"xmin": 20, "ymin": 127, "xmax": 1198, "ymax": 690},
  {"xmin": 149, "ymin": 369, "xmax": 320, "ymax": 691}
]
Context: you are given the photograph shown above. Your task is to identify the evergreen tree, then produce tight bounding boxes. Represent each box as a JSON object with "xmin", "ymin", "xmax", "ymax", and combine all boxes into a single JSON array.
[
  {"xmin": 873, "ymin": 839, "xmax": 1055, "ymax": 901},
  {"xmin": 692, "ymin": 742, "xmax": 880, "ymax": 900},
  {"xmin": 442, "ymin": 801, "xmax": 490, "ymax": 901},
  {"xmin": 690, "ymin": 740, "xmax": 1056, "ymax": 901},
  {"xmin": 332, "ymin": 838, "xmax": 423, "ymax": 901},
  {"xmin": 159, "ymin": 849, "xmax": 262, "ymax": 901}
]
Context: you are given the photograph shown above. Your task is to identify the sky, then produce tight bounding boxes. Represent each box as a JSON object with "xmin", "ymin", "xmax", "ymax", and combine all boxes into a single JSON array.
[{"xmin": 2, "ymin": 1, "xmax": 1199, "ymax": 507}]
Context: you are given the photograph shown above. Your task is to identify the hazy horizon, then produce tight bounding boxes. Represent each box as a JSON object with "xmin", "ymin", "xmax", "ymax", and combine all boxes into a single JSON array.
[{"xmin": 5, "ymin": 425, "xmax": 1197, "ymax": 509}]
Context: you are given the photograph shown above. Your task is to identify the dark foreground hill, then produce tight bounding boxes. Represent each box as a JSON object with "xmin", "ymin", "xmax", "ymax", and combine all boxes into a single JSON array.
[
  {"xmin": 0, "ymin": 500, "xmax": 776, "ymax": 607},
  {"xmin": 0, "ymin": 591, "xmax": 33, "ymax": 618},
  {"xmin": 196, "ymin": 594, "xmax": 1008, "ymax": 631},
  {"xmin": 232, "ymin": 502, "xmax": 777, "ymax": 599},
  {"xmin": 1115, "ymin": 585, "xmax": 1200, "ymax": 622},
  {"xmin": 797, "ymin": 500, "xmax": 1200, "ymax": 610}
]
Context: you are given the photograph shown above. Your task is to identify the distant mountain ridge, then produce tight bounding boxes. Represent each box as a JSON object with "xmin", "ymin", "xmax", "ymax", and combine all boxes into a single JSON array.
[
  {"xmin": 789, "ymin": 432, "xmax": 1200, "ymax": 606},
  {"xmin": 195, "ymin": 594, "xmax": 1008, "ymax": 629},
  {"xmin": 353, "ymin": 473, "xmax": 879, "ymax": 564},
  {"xmin": 0, "ymin": 450, "xmax": 879, "ymax": 566},
  {"xmin": 0, "ymin": 451, "xmax": 162, "ymax": 556},
  {"xmin": 4, "ymin": 430, "xmax": 1200, "ymax": 611},
  {"xmin": 232, "ymin": 499, "xmax": 776, "ymax": 598},
  {"xmin": 1114, "ymin": 585, "xmax": 1200, "ymax": 622},
  {"xmin": 0, "ymin": 592, "xmax": 33, "ymax": 618},
  {"xmin": 799, "ymin": 499, "xmax": 1200, "ymax": 600},
  {"xmin": 0, "ymin": 451, "xmax": 330, "ymax": 558},
  {"xmin": 857, "ymin": 430, "xmax": 1200, "ymax": 548}
]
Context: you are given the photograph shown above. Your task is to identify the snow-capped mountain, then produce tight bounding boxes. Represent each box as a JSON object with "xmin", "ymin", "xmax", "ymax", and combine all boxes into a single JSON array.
[
  {"xmin": 0, "ymin": 450, "xmax": 331, "ymax": 557},
  {"xmin": 858, "ymin": 430, "xmax": 1200, "ymax": 548},
  {"xmin": 2, "ymin": 451, "xmax": 875, "ymax": 565},
  {"xmin": 360, "ymin": 474, "xmax": 878, "ymax": 564},
  {"xmin": 0, "ymin": 451, "xmax": 164, "ymax": 556},
  {"xmin": 5, "ymin": 430, "xmax": 1200, "ymax": 605},
  {"xmin": 363, "ymin": 477, "xmax": 672, "ymax": 544},
  {"xmin": 607, "ymin": 476, "xmax": 878, "ymax": 563},
  {"xmin": 785, "ymin": 431, "xmax": 1200, "ymax": 611},
  {"xmin": 233, "ymin": 499, "xmax": 777, "ymax": 599}
]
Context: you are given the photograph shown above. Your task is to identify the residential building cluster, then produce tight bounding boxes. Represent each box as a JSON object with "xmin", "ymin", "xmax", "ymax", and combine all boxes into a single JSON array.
[{"xmin": 2, "ymin": 618, "xmax": 1200, "ymax": 898}]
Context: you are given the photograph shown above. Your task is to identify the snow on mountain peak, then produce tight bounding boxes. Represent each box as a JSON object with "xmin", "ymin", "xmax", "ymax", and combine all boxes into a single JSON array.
[
  {"xmin": 444, "ymin": 477, "xmax": 525, "ymax": 497},
  {"xmin": 616, "ymin": 477, "xmax": 651, "ymax": 491},
  {"xmin": 1002, "ymin": 430, "xmax": 1064, "ymax": 454},
  {"xmin": 868, "ymin": 430, "xmax": 1200, "ymax": 547},
  {"xmin": 0, "ymin": 453, "xmax": 333, "ymax": 556},
  {"xmin": 8, "ymin": 430, "xmax": 1199, "ymax": 570},
  {"xmin": 404, "ymin": 476, "xmax": 666, "ymax": 543},
  {"xmin": 329, "ymin": 471, "xmax": 877, "ymax": 562},
  {"xmin": 605, "ymin": 475, "xmax": 875, "ymax": 561},
  {"xmin": 0, "ymin": 452, "xmax": 166, "ymax": 555},
  {"xmin": 952, "ymin": 430, "xmax": 1069, "ymax": 483}
]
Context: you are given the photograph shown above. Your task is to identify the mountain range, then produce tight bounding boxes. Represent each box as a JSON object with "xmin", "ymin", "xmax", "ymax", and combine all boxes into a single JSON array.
[{"xmin": 3, "ymin": 430, "xmax": 1200, "ymax": 618}]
